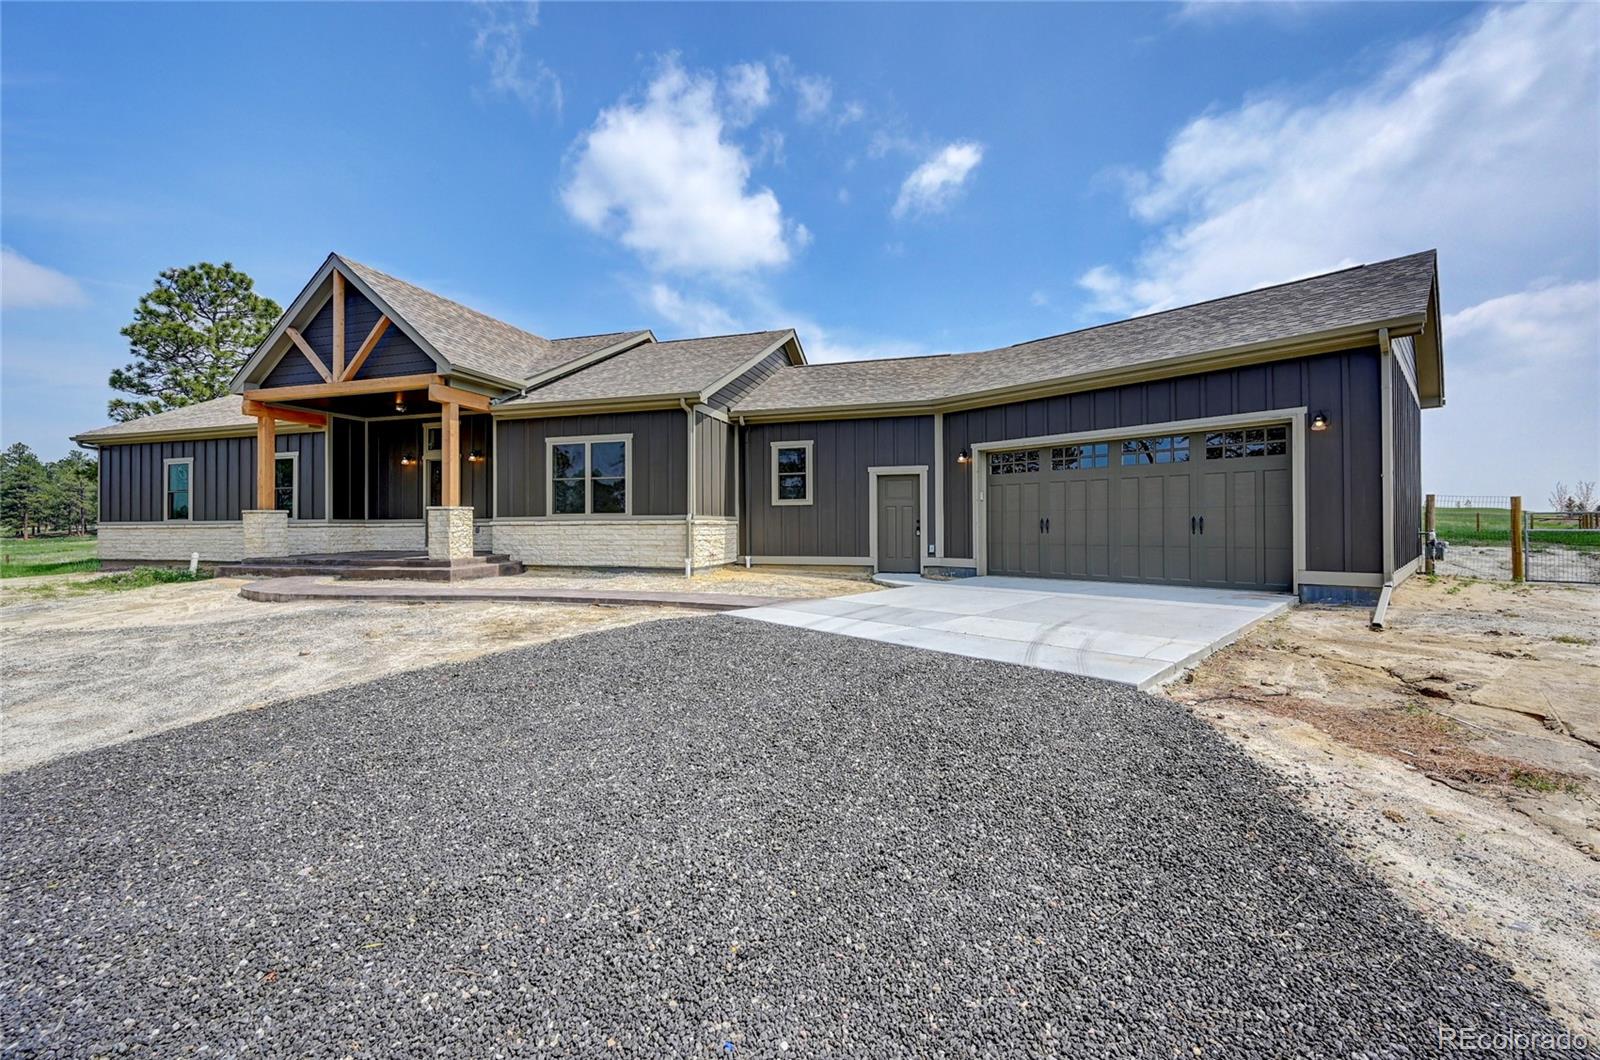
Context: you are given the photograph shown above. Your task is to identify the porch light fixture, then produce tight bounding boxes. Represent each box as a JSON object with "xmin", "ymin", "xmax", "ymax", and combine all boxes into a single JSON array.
[
  {"xmin": 1309, "ymin": 411, "xmax": 1330, "ymax": 432},
  {"xmin": 394, "ymin": 391, "xmax": 408, "ymax": 413},
  {"xmin": 467, "ymin": 448, "xmax": 485, "ymax": 464},
  {"xmin": 956, "ymin": 447, "xmax": 972, "ymax": 465},
  {"xmin": 399, "ymin": 453, "xmax": 417, "ymax": 467}
]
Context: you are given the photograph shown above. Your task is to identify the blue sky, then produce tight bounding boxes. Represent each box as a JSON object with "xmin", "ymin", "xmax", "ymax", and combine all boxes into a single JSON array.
[{"xmin": 3, "ymin": 1, "xmax": 1596, "ymax": 499}]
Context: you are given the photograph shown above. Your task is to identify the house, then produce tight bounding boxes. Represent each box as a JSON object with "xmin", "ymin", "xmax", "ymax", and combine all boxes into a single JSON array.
[{"xmin": 74, "ymin": 250, "xmax": 1443, "ymax": 602}]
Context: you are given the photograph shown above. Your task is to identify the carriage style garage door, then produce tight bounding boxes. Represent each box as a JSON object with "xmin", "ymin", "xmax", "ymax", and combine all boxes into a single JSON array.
[{"xmin": 984, "ymin": 426, "xmax": 1292, "ymax": 591}]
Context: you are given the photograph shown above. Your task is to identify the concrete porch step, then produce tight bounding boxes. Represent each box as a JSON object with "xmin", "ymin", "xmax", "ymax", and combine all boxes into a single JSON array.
[{"xmin": 334, "ymin": 562, "xmax": 525, "ymax": 583}]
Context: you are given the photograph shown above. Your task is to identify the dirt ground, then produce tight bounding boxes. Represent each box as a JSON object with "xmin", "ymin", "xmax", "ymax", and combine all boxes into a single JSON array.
[
  {"xmin": 1169, "ymin": 576, "xmax": 1600, "ymax": 1036},
  {"xmin": 0, "ymin": 566, "xmax": 878, "ymax": 775}
]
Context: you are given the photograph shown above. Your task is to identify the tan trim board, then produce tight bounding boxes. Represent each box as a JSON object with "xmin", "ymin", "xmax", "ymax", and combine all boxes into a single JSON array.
[
  {"xmin": 492, "ymin": 396, "xmax": 689, "ymax": 419},
  {"xmin": 72, "ymin": 423, "xmax": 324, "ymax": 446},
  {"xmin": 1379, "ymin": 329, "xmax": 1396, "ymax": 582},
  {"xmin": 692, "ymin": 403, "xmax": 730, "ymax": 424},
  {"xmin": 932, "ymin": 412, "xmax": 945, "ymax": 560},
  {"xmin": 1300, "ymin": 570, "xmax": 1385, "ymax": 588},
  {"xmin": 770, "ymin": 439, "xmax": 815, "ymax": 506},
  {"xmin": 1392, "ymin": 554, "xmax": 1423, "ymax": 586}
]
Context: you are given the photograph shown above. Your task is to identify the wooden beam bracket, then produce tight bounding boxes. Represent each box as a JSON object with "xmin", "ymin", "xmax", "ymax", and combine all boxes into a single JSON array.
[
  {"xmin": 285, "ymin": 327, "xmax": 333, "ymax": 383},
  {"xmin": 242, "ymin": 399, "xmax": 329, "ymax": 429},
  {"xmin": 428, "ymin": 383, "xmax": 493, "ymax": 413},
  {"xmin": 341, "ymin": 315, "xmax": 392, "ymax": 381}
]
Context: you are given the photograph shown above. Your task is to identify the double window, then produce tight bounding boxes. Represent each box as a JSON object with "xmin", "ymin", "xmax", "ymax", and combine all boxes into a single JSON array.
[
  {"xmin": 549, "ymin": 435, "xmax": 630, "ymax": 515},
  {"xmin": 164, "ymin": 459, "xmax": 192, "ymax": 521},
  {"xmin": 771, "ymin": 441, "xmax": 813, "ymax": 505}
]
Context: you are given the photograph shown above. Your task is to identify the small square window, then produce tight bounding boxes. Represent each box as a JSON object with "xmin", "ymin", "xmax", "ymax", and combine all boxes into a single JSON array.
[{"xmin": 773, "ymin": 442, "xmax": 813, "ymax": 505}]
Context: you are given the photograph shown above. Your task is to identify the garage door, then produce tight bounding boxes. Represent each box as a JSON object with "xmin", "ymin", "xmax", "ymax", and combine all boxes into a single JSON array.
[{"xmin": 985, "ymin": 427, "xmax": 1291, "ymax": 591}]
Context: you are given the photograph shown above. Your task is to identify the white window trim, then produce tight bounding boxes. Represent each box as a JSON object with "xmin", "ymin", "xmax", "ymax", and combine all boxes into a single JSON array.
[
  {"xmin": 770, "ymin": 440, "xmax": 815, "ymax": 507},
  {"xmin": 162, "ymin": 457, "xmax": 193, "ymax": 522},
  {"xmin": 545, "ymin": 433, "xmax": 633, "ymax": 518},
  {"xmin": 273, "ymin": 451, "xmax": 300, "ymax": 519}
]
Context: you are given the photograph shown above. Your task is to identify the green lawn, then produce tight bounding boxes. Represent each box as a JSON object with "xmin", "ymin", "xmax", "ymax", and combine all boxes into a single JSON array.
[
  {"xmin": 0, "ymin": 535, "xmax": 100, "ymax": 578},
  {"xmin": 1430, "ymin": 506, "xmax": 1599, "ymax": 550}
]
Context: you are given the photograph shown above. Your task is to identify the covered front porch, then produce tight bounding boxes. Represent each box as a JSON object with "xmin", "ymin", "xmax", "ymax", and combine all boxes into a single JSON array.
[{"xmin": 242, "ymin": 370, "xmax": 496, "ymax": 562}]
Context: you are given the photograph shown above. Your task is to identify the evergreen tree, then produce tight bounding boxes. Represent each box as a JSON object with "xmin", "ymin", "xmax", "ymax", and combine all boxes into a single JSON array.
[
  {"xmin": 0, "ymin": 443, "xmax": 50, "ymax": 537},
  {"xmin": 108, "ymin": 262, "xmax": 281, "ymax": 422}
]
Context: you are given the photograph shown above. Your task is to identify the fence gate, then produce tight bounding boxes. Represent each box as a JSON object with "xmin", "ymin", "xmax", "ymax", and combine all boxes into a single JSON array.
[{"xmin": 1524, "ymin": 509, "xmax": 1600, "ymax": 584}]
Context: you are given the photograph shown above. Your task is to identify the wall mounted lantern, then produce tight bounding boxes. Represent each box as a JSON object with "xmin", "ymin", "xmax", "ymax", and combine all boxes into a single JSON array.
[
  {"xmin": 956, "ymin": 447, "xmax": 972, "ymax": 465},
  {"xmin": 399, "ymin": 453, "xmax": 417, "ymax": 467},
  {"xmin": 1309, "ymin": 411, "xmax": 1330, "ymax": 432},
  {"xmin": 394, "ymin": 391, "xmax": 408, "ymax": 414},
  {"xmin": 467, "ymin": 449, "xmax": 486, "ymax": 464}
]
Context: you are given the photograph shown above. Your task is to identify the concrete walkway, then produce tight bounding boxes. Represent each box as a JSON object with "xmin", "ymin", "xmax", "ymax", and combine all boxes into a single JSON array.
[
  {"xmin": 734, "ymin": 575, "xmax": 1292, "ymax": 688},
  {"xmin": 238, "ymin": 576, "xmax": 788, "ymax": 612}
]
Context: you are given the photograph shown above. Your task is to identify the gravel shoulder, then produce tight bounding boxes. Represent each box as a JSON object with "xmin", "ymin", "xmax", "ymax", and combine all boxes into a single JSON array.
[
  {"xmin": 1, "ymin": 618, "xmax": 1574, "ymax": 1056},
  {"xmin": 1169, "ymin": 577, "xmax": 1600, "ymax": 1035}
]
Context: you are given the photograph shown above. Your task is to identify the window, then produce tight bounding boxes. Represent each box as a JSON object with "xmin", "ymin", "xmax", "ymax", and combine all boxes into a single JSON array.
[
  {"xmin": 549, "ymin": 435, "xmax": 630, "ymax": 516},
  {"xmin": 1049, "ymin": 443, "xmax": 1109, "ymax": 471},
  {"xmin": 988, "ymin": 449, "xmax": 1041, "ymax": 475},
  {"xmin": 771, "ymin": 440, "xmax": 814, "ymax": 505},
  {"xmin": 1204, "ymin": 425, "xmax": 1288, "ymax": 460},
  {"xmin": 164, "ymin": 459, "xmax": 192, "ymax": 521},
  {"xmin": 1120, "ymin": 435, "xmax": 1190, "ymax": 466},
  {"xmin": 274, "ymin": 453, "xmax": 298, "ymax": 517}
]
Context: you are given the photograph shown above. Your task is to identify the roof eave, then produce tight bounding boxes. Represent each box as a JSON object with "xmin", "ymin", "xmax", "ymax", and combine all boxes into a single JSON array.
[
  {"xmin": 492, "ymin": 393, "xmax": 696, "ymax": 418},
  {"xmin": 732, "ymin": 317, "xmax": 1422, "ymax": 422}
]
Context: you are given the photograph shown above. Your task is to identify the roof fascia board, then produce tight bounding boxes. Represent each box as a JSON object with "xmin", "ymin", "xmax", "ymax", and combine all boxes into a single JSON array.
[
  {"xmin": 72, "ymin": 423, "xmax": 323, "ymax": 446},
  {"xmin": 695, "ymin": 331, "xmax": 799, "ymax": 404},
  {"xmin": 231, "ymin": 255, "xmax": 340, "ymax": 392},
  {"xmin": 492, "ymin": 396, "xmax": 688, "ymax": 420},
  {"xmin": 733, "ymin": 318, "xmax": 1417, "ymax": 422},
  {"xmin": 510, "ymin": 331, "xmax": 657, "ymax": 398}
]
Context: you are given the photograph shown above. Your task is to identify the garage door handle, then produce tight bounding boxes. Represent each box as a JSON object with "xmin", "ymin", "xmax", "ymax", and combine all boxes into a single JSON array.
[
  {"xmin": 1039, "ymin": 517, "xmax": 1045, "ymax": 533},
  {"xmin": 1198, "ymin": 515, "xmax": 1205, "ymax": 535},
  {"xmin": 1044, "ymin": 517, "xmax": 1050, "ymax": 533},
  {"xmin": 1191, "ymin": 516, "xmax": 1197, "ymax": 535}
]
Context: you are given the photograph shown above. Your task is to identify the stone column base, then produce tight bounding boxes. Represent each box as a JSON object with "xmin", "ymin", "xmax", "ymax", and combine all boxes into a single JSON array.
[
  {"xmin": 427, "ymin": 506, "xmax": 475, "ymax": 560},
  {"xmin": 242, "ymin": 509, "xmax": 290, "ymax": 559}
]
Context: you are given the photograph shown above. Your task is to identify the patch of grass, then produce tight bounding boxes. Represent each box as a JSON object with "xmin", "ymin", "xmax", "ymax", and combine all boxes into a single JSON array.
[
  {"xmin": 75, "ymin": 567, "xmax": 212, "ymax": 593},
  {"xmin": 1, "ymin": 535, "xmax": 100, "ymax": 578},
  {"xmin": 1510, "ymin": 770, "xmax": 1581, "ymax": 795},
  {"xmin": 1552, "ymin": 634, "xmax": 1595, "ymax": 646}
]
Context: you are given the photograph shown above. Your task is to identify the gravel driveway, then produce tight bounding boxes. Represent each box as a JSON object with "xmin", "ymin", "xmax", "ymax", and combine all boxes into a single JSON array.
[{"xmin": 0, "ymin": 618, "xmax": 1573, "ymax": 1056}]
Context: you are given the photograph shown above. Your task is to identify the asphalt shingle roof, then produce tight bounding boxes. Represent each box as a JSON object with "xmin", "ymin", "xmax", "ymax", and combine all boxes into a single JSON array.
[
  {"xmin": 73, "ymin": 396, "xmax": 257, "ymax": 442},
  {"xmin": 730, "ymin": 251, "xmax": 1438, "ymax": 415},
  {"xmin": 498, "ymin": 330, "xmax": 792, "ymax": 409},
  {"xmin": 340, "ymin": 258, "xmax": 647, "ymax": 385}
]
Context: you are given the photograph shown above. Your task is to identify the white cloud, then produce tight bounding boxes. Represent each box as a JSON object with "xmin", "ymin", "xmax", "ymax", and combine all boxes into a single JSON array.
[
  {"xmin": 645, "ymin": 282, "xmax": 740, "ymax": 335},
  {"xmin": 722, "ymin": 62, "xmax": 770, "ymax": 126},
  {"xmin": 472, "ymin": 1, "xmax": 562, "ymax": 115},
  {"xmin": 562, "ymin": 58, "xmax": 801, "ymax": 274},
  {"xmin": 1080, "ymin": 2, "xmax": 1599, "ymax": 314},
  {"xmin": 1429, "ymin": 280, "xmax": 1599, "ymax": 497},
  {"xmin": 794, "ymin": 74, "xmax": 833, "ymax": 123},
  {"xmin": 892, "ymin": 142, "xmax": 985, "ymax": 219},
  {"xmin": 0, "ymin": 248, "xmax": 88, "ymax": 309},
  {"xmin": 1029, "ymin": 290, "xmax": 1050, "ymax": 308}
]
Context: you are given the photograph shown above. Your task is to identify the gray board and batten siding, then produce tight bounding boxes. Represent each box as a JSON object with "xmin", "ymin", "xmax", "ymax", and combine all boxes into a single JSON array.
[
  {"xmin": 741, "ymin": 416, "xmax": 935, "ymax": 559},
  {"xmin": 941, "ymin": 346, "xmax": 1385, "ymax": 575},
  {"xmin": 363, "ymin": 415, "xmax": 493, "ymax": 521},
  {"xmin": 496, "ymin": 410, "xmax": 687, "ymax": 518},
  {"xmin": 260, "ymin": 285, "xmax": 436, "ymax": 388},
  {"xmin": 1391, "ymin": 354, "xmax": 1423, "ymax": 568},
  {"xmin": 695, "ymin": 411, "xmax": 737, "ymax": 518},
  {"xmin": 98, "ymin": 433, "xmax": 326, "ymax": 523}
]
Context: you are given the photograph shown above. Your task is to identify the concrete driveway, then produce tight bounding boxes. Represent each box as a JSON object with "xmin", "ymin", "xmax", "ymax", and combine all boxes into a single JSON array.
[{"xmin": 735, "ymin": 574, "xmax": 1292, "ymax": 688}]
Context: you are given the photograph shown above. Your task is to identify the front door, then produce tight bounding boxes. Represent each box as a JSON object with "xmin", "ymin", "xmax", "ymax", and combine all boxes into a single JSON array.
[{"xmin": 876, "ymin": 474, "xmax": 921, "ymax": 573}]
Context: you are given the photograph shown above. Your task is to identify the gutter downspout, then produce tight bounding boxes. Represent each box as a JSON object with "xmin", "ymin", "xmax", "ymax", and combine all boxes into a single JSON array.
[{"xmin": 681, "ymin": 399, "xmax": 695, "ymax": 578}]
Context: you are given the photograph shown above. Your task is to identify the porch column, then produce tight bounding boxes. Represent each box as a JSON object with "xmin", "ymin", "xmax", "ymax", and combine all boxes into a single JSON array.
[
  {"xmin": 426, "ymin": 399, "xmax": 474, "ymax": 560},
  {"xmin": 255, "ymin": 412, "xmax": 275, "ymax": 509},
  {"xmin": 243, "ymin": 412, "xmax": 288, "ymax": 557}
]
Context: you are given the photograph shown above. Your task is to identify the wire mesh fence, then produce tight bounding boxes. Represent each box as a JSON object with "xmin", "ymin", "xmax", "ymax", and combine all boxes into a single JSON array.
[
  {"xmin": 1524, "ymin": 511, "xmax": 1600, "ymax": 584},
  {"xmin": 1423, "ymin": 495, "xmax": 1600, "ymax": 584},
  {"xmin": 1427, "ymin": 494, "xmax": 1515, "ymax": 580}
]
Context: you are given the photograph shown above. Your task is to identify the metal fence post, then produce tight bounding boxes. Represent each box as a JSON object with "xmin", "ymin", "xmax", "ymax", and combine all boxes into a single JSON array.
[
  {"xmin": 1510, "ymin": 495, "xmax": 1524, "ymax": 582},
  {"xmin": 1424, "ymin": 494, "xmax": 1436, "ymax": 575}
]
